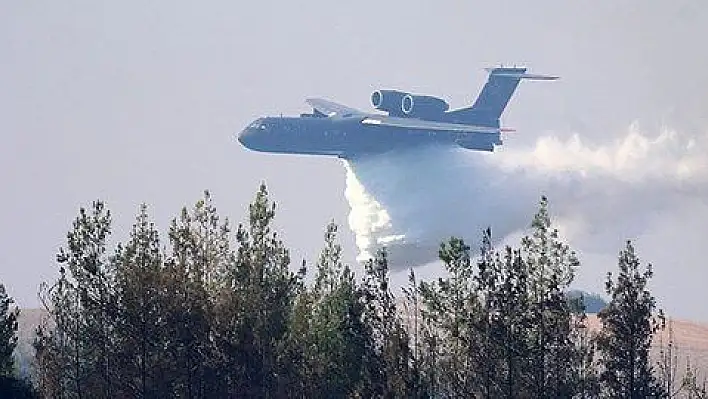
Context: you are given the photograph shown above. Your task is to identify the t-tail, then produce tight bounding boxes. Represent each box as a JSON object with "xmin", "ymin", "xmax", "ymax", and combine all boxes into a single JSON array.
[{"xmin": 448, "ymin": 67, "xmax": 558, "ymax": 126}]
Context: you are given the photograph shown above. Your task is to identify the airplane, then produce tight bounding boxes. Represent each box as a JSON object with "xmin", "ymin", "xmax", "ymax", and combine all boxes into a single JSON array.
[{"xmin": 237, "ymin": 67, "xmax": 557, "ymax": 160}]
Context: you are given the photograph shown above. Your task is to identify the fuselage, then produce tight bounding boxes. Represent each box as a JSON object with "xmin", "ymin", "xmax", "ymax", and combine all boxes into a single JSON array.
[
  {"xmin": 237, "ymin": 67, "xmax": 558, "ymax": 159},
  {"xmin": 237, "ymin": 115, "xmax": 502, "ymax": 159}
]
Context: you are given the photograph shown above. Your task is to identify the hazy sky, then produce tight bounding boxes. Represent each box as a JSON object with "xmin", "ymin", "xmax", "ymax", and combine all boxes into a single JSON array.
[{"xmin": 2, "ymin": 1, "xmax": 707, "ymax": 320}]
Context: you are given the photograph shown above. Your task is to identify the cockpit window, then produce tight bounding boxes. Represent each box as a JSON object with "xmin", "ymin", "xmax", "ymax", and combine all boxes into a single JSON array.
[{"xmin": 249, "ymin": 120, "xmax": 267, "ymax": 130}]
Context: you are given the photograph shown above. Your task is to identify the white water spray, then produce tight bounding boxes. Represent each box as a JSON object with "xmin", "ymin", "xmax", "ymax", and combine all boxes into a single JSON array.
[{"xmin": 343, "ymin": 125, "xmax": 708, "ymax": 269}]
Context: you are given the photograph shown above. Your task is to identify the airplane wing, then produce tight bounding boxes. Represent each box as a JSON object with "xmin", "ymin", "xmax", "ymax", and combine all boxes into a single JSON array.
[
  {"xmin": 307, "ymin": 97, "xmax": 500, "ymax": 134},
  {"xmin": 305, "ymin": 98, "xmax": 367, "ymax": 118},
  {"xmin": 360, "ymin": 116, "xmax": 501, "ymax": 134}
]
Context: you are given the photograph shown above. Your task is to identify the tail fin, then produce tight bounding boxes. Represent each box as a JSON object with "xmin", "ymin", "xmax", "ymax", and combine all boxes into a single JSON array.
[{"xmin": 449, "ymin": 67, "xmax": 558, "ymax": 125}]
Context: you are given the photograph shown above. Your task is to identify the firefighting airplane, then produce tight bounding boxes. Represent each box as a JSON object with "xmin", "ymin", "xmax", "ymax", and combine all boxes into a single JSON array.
[{"xmin": 237, "ymin": 67, "xmax": 557, "ymax": 159}]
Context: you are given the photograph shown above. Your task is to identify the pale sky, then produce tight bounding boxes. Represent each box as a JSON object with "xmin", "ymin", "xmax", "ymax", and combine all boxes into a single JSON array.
[{"xmin": 2, "ymin": 1, "xmax": 707, "ymax": 320}]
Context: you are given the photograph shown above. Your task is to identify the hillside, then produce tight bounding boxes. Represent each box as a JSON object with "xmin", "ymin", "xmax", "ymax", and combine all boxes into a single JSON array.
[{"xmin": 586, "ymin": 314, "xmax": 708, "ymax": 386}]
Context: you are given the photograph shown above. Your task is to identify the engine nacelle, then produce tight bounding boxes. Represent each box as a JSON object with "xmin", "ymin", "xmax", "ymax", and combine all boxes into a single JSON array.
[
  {"xmin": 401, "ymin": 94, "xmax": 450, "ymax": 118},
  {"xmin": 371, "ymin": 89, "xmax": 408, "ymax": 116}
]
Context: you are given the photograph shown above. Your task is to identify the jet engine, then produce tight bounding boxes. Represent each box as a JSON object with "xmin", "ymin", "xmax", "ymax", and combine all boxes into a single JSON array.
[
  {"xmin": 401, "ymin": 94, "xmax": 450, "ymax": 118},
  {"xmin": 371, "ymin": 90, "xmax": 408, "ymax": 116}
]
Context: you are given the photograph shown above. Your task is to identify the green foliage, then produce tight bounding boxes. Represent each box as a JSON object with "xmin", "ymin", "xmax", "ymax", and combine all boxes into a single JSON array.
[
  {"xmin": 0, "ymin": 283, "xmax": 20, "ymax": 377},
  {"xmin": 402, "ymin": 268, "xmax": 431, "ymax": 398},
  {"xmin": 0, "ymin": 285, "xmax": 34, "ymax": 399},
  {"xmin": 416, "ymin": 196, "xmax": 594, "ymax": 398},
  {"xmin": 362, "ymin": 248, "xmax": 417, "ymax": 397},
  {"xmin": 477, "ymin": 238, "xmax": 533, "ymax": 397},
  {"xmin": 0, "ymin": 375, "xmax": 39, "ymax": 398},
  {"xmin": 161, "ymin": 191, "xmax": 228, "ymax": 397},
  {"xmin": 111, "ymin": 203, "xmax": 171, "ymax": 397},
  {"xmin": 307, "ymin": 221, "xmax": 369, "ymax": 396},
  {"xmin": 291, "ymin": 221, "xmax": 410, "ymax": 397},
  {"xmin": 418, "ymin": 235, "xmax": 481, "ymax": 396},
  {"xmin": 18, "ymin": 188, "xmax": 697, "ymax": 398},
  {"xmin": 520, "ymin": 196, "xmax": 588, "ymax": 398},
  {"xmin": 682, "ymin": 359, "xmax": 708, "ymax": 399},
  {"xmin": 596, "ymin": 240, "xmax": 666, "ymax": 398},
  {"xmin": 34, "ymin": 200, "xmax": 114, "ymax": 398}
]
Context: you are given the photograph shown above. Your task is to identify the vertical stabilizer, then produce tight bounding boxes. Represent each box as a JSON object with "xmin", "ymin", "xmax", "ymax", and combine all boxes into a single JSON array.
[
  {"xmin": 448, "ymin": 67, "xmax": 558, "ymax": 125},
  {"xmin": 471, "ymin": 67, "xmax": 527, "ymax": 119}
]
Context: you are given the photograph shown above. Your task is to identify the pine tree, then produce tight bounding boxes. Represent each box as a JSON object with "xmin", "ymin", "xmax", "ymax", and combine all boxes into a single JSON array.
[
  {"xmin": 308, "ymin": 221, "xmax": 352, "ymax": 396},
  {"xmin": 298, "ymin": 220, "xmax": 376, "ymax": 397},
  {"xmin": 520, "ymin": 196, "xmax": 585, "ymax": 397},
  {"xmin": 325, "ymin": 265, "xmax": 373, "ymax": 397},
  {"xmin": 682, "ymin": 359, "xmax": 708, "ymax": 399},
  {"xmin": 418, "ymin": 236, "xmax": 479, "ymax": 397},
  {"xmin": 402, "ymin": 268, "xmax": 431, "ymax": 397},
  {"xmin": 34, "ymin": 200, "xmax": 114, "ymax": 399},
  {"xmin": 214, "ymin": 183, "xmax": 303, "ymax": 397},
  {"xmin": 573, "ymin": 309, "xmax": 601, "ymax": 398},
  {"xmin": 656, "ymin": 319, "xmax": 683, "ymax": 397},
  {"xmin": 314, "ymin": 221, "xmax": 344, "ymax": 298},
  {"xmin": 418, "ymin": 197, "xmax": 592, "ymax": 398},
  {"xmin": 596, "ymin": 240, "xmax": 666, "ymax": 398},
  {"xmin": 488, "ymin": 244, "xmax": 533, "ymax": 397},
  {"xmin": 32, "ymin": 184, "xmax": 694, "ymax": 397},
  {"xmin": 111, "ymin": 204, "xmax": 169, "ymax": 398},
  {"xmin": 279, "ymin": 261, "xmax": 312, "ymax": 397},
  {"xmin": 0, "ymin": 283, "xmax": 20, "ymax": 377},
  {"xmin": 361, "ymin": 248, "xmax": 415, "ymax": 397},
  {"xmin": 162, "ymin": 191, "xmax": 233, "ymax": 397},
  {"xmin": 498, "ymin": 196, "xmax": 595, "ymax": 398},
  {"xmin": 0, "ymin": 304, "xmax": 36, "ymax": 399},
  {"xmin": 469, "ymin": 228, "xmax": 503, "ymax": 398}
]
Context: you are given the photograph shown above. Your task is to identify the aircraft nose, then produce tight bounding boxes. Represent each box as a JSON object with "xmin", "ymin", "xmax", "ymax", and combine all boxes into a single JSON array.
[
  {"xmin": 237, "ymin": 128, "xmax": 247, "ymax": 145},
  {"xmin": 238, "ymin": 118, "xmax": 266, "ymax": 150},
  {"xmin": 237, "ymin": 126, "xmax": 248, "ymax": 144},
  {"xmin": 237, "ymin": 122, "xmax": 256, "ymax": 147}
]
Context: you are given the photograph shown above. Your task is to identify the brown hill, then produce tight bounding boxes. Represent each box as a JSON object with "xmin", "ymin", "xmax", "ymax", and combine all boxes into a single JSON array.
[{"xmin": 585, "ymin": 314, "xmax": 708, "ymax": 388}]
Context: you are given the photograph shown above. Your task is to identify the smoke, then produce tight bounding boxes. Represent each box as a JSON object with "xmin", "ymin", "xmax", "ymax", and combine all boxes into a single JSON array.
[{"xmin": 343, "ymin": 123, "xmax": 708, "ymax": 270}]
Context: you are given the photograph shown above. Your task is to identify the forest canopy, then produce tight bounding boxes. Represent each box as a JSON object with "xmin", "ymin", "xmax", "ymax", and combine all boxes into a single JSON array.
[{"xmin": 0, "ymin": 184, "xmax": 705, "ymax": 398}]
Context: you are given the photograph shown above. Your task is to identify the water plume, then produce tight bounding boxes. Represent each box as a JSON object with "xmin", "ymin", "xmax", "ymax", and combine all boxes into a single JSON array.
[{"xmin": 343, "ymin": 124, "xmax": 708, "ymax": 270}]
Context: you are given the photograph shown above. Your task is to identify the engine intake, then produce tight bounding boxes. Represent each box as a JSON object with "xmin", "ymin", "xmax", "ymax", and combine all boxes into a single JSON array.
[
  {"xmin": 371, "ymin": 90, "xmax": 407, "ymax": 116},
  {"xmin": 401, "ymin": 94, "xmax": 450, "ymax": 118}
]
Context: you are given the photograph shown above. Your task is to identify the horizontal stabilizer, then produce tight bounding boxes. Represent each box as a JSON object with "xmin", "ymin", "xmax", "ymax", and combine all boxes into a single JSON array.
[
  {"xmin": 483, "ymin": 68, "xmax": 559, "ymax": 80},
  {"xmin": 492, "ymin": 72, "xmax": 559, "ymax": 80}
]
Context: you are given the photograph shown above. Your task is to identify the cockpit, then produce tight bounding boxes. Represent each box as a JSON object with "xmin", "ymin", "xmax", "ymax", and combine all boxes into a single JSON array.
[
  {"xmin": 238, "ymin": 118, "xmax": 267, "ymax": 149},
  {"xmin": 248, "ymin": 119, "xmax": 268, "ymax": 130}
]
